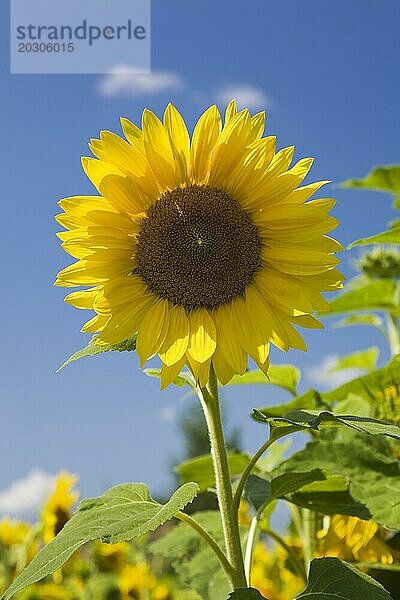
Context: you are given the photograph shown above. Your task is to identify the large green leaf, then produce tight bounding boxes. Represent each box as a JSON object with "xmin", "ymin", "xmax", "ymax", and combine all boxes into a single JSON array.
[
  {"xmin": 296, "ymin": 557, "xmax": 393, "ymax": 599},
  {"xmin": 350, "ymin": 226, "xmax": 400, "ymax": 247},
  {"xmin": 150, "ymin": 511, "xmax": 231, "ymax": 600},
  {"xmin": 333, "ymin": 313, "xmax": 383, "ymax": 330},
  {"xmin": 323, "ymin": 279, "xmax": 400, "ymax": 316},
  {"xmin": 176, "ymin": 453, "xmax": 253, "ymax": 492},
  {"xmin": 276, "ymin": 436, "xmax": 400, "ymax": 527},
  {"xmin": 2, "ymin": 482, "xmax": 199, "ymax": 600},
  {"xmin": 282, "ymin": 355, "xmax": 400, "ymax": 421},
  {"xmin": 342, "ymin": 164, "xmax": 400, "ymax": 196},
  {"xmin": 228, "ymin": 590, "xmax": 267, "ymax": 599},
  {"xmin": 244, "ymin": 470, "xmax": 325, "ymax": 513},
  {"xmin": 328, "ymin": 347, "xmax": 379, "ymax": 373},
  {"xmin": 253, "ymin": 408, "xmax": 400, "ymax": 441},
  {"xmin": 229, "ymin": 365, "xmax": 301, "ymax": 396},
  {"xmin": 56, "ymin": 334, "xmax": 137, "ymax": 372},
  {"xmin": 144, "ymin": 367, "xmax": 196, "ymax": 389}
]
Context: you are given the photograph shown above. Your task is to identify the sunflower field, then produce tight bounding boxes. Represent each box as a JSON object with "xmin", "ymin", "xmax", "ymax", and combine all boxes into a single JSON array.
[{"xmin": 1, "ymin": 90, "xmax": 400, "ymax": 600}]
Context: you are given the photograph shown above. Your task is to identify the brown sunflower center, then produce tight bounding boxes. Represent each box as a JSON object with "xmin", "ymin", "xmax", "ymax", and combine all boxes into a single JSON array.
[{"xmin": 135, "ymin": 184, "xmax": 262, "ymax": 310}]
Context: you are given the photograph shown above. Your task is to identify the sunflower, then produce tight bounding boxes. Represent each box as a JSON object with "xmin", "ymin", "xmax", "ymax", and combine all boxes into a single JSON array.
[
  {"xmin": 42, "ymin": 472, "xmax": 78, "ymax": 543},
  {"xmin": 55, "ymin": 100, "xmax": 343, "ymax": 387}
]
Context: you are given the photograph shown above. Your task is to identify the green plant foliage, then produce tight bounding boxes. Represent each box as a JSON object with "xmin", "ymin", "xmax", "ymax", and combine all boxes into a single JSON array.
[
  {"xmin": 244, "ymin": 470, "xmax": 325, "ymax": 513},
  {"xmin": 322, "ymin": 279, "xmax": 400, "ymax": 315},
  {"xmin": 228, "ymin": 365, "xmax": 301, "ymax": 396},
  {"xmin": 1, "ymin": 483, "xmax": 199, "ymax": 600},
  {"xmin": 328, "ymin": 347, "xmax": 379, "ymax": 373},
  {"xmin": 228, "ymin": 589, "xmax": 268, "ymax": 599},
  {"xmin": 55, "ymin": 334, "xmax": 137, "ymax": 372},
  {"xmin": 274, "ymin": 355, "xmax": 400, "ymax": 421},
  {"xmin": 296, "ymin": 557, "xmax": 393, "ymax": 599},
  {"xmin": 333, "ymin": 314, "xmax": 384, "ymax": 330},
  {"xmin": 144, "ymin": 367, "xmax": 196, "ymax": 388},
  {"xmin": 176, "ymin": 453, "xmax": 253, "ymax": 491},
  {"xmin": 350, "ymin": 226, "xmax": 400, "ymax": 247},
  {"xmin": 253, "ymin": 408, "xmax": 400, "ymax": 441},
  {"xmin": 276, "ymin": 436, "xmax": 400, "ymax": 528},
  {"xmin": 341, "ymin": 164, "xmax": 400, "ymax": 198},
  {"xmin": 150, "ymin": 511, "xmax": 231, "ymax": 600}
]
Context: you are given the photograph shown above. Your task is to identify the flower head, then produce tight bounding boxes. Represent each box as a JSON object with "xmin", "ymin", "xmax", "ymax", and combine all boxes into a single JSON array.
[
  {"xmin": 41, "ymin": 472, "xmax": 79, "ymax": 543},
  {"xmin": 56, "ymin": 101, "xmax": 342, "ymax": 386}
]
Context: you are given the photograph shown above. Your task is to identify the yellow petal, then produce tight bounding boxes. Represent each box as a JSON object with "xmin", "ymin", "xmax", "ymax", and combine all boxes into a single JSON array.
[
  {"xmin": 163, "ymin": 103, "xmax": 190, "ymax": 186},
  {"xmin": 136, "ymin": 300, "xmax": 170, "ymax": 366},
  {"xmin": 190, "ymin": 105, "xmax": 222, "ymax": 184},
  {"xmin": 186, "ymin": 309, "xmax": 217, "ymax": 363},
  {"xmin": 187, "ymin": 355, "xmax": 212, "ymax": 387},
  {"xmin": 64, "ymin": 287, "xmax": 101, "ymax": 309},
  {"xmin": 224, "ymin": 99, "xmax": 238, "ymax": 124},
  {"xmin": 160, "ymin": 358, "xmax": 186, "ymax": 389},
  {"xmin": 100, "ymin": 295, "xmax": 156, "ymax": 345},
  {"xmin": 81, "ymin": 157, "xmax": 124, "ymax": 192},
  {"xmin": 159, "ymin": 305, "xmax": 190, "ymax": 366},
  {"xmin": 213, "ymin": 304, "xmax": 247, "ymax": 373},
  {"xmin": 262, "ymin": 247, "xmax": 339, "ymax": 275},
  {"xmin": 211, "ymin": 348, "xmax": 235, "ymax": 385},
  {"xmin": 81, "ymin": 313, "xmax": 109, "ymax": 333},
  {"xmin": 99, "ymin": 173, "xmax": 148, "ymax": 213}
]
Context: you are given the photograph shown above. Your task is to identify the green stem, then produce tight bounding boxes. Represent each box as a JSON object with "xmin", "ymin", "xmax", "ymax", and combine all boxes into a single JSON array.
[
  {"xmin": 263, "ymin": 528, "xmax": 308, "ymax": 583},
  {"xmin": 176, "ymin": 512, "xmax": 234, "ymax": 581},
  {"xmin": 198, "ymin": 367, "xmax": 247, "ymax": 589},
  {"xmin": 244, "ymin": 517, "xmax": 259, "ymax": 583},
  {"xmin": 233, "ymin": 437, "xmax": 275, "ymax": 518},
  {"xmin": 386, "ymin": 312, "xmax": 400, "ymax": 356},
  {"xmin": 301, "ymin": 508, "xmax": 319, "ymax": 573}
]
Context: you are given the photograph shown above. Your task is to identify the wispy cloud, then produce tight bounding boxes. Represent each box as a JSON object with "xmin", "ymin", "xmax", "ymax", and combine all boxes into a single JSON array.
[
  {"xmin": 97, "ymin": 68, "xmax": 184, "ymax": 98},
  {"xmin": 0, "ymin": 470, "xmax": 56, "ymax": 517},
  {"xmin": 159, "ymin": 405, "xmax": 177, "ymax": 424},
  {"xmin": 216, "ymin": 84, "xmax": 269, "ymax": 111},
  {"xmin": 306, "ymin": 355, "xmax": 364, "ymax": 390}
]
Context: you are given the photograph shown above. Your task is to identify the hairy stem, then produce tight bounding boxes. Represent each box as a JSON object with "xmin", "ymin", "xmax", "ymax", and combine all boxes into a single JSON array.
[
  {"xmin": 176, "ymin": 511, "xmax": 234, "ymax": 581},
  {"xmin": 198, "ymin": 368, "xmax": 247, "ymax": 589},
  {"xmin": 233, "ymin": 437, "xmax": 275, "ymax": 518}
]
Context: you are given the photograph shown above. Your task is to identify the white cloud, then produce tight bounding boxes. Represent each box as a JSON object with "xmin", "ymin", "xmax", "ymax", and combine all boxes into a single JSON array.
[
  {"xmin": 97, "ymin": 68, "xmax": 184, "ymax": 98},
  {"xmin": 0, "ymin": 470, "xmax": 56, "ymax": 517},
  {"xmin": 306, "ymin": 355, "xmax": 364, "ymax": 389},
  {"xmin": 216, "ymin": 85, "xmax": 269, "ymax": 111},
  {"xmin": 159, "ymin": 405, "xmax": 177, "ymax": 424}
]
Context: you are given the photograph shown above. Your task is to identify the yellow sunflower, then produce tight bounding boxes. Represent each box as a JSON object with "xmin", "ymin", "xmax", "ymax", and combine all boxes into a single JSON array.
[
  {"xmin": 55, "ymin": 100, "xmax": 343, "ymax": 387},
  {"xmin": 42, "ymin": 472, "xmax": 78, "ymax": 543}
]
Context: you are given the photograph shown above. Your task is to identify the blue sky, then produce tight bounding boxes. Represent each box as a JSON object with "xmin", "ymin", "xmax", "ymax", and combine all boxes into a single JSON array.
[{"xmin": 1, "ymin": 0, "xmax": 399, "ymax": 513}]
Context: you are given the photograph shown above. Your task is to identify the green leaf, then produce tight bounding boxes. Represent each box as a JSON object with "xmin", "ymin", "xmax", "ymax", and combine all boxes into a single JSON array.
[
  {"xmin": 341, "ymin": 164, "xmax": 400, "ymax": 196},
  {"xmin": 297, "ymin": 557, "xmax": 393, "ymax": 599},
  {"xmin": 349, "ymin": 226, "xmax": 400, "ymax": 247},
  {"xmin": 244, "ymin": 470, "xmax": 325, "ymax": 513},
  {"xmin": 228, "ymin": 590, "xmax": 268, "ymax": 599},
  {"xmin": 176, "ymin": 453, "xmax": 253, "ymax": 491},
  {"xmin": 229, "ymin": 364, "xmax": 301, "ymax": 395},
  {"xmin": 144, "ymin": 367, "xmax": 196, "ymax": 388},
  {"xmin": 333, "ymin": 313, "xmax": 383, "ymax": 330},
  {"xmin": 253, "ymin": 389, "xmax": 326, "ymax": 419},
  {"xmin": 253, "ymin": 408, "xmax": 400, "ymax": 441},
  {"xmin": 276, "ymin": 436, "xmax": 400, "ymax": 527},
  {"xmin": 328, "ymin": 347, "xmax": 379, "ymax": 373},
  {"xmin": 321, "ymin": 354, "xmax": 400, "ymax": 408},
  {"xmin": 2, "ymin": 482, "xmax": 199, "ymax": 600},
  {"xmin": 150, "ymin": 511, "xmax": 231, "ymax": 600},
  {"xmin": 56, "ymin": 334, "xmax": 137, "ymax": 372},
  {"xmin": 323, "ymin": 279, "xmax": 400, "ymax": 316}
]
